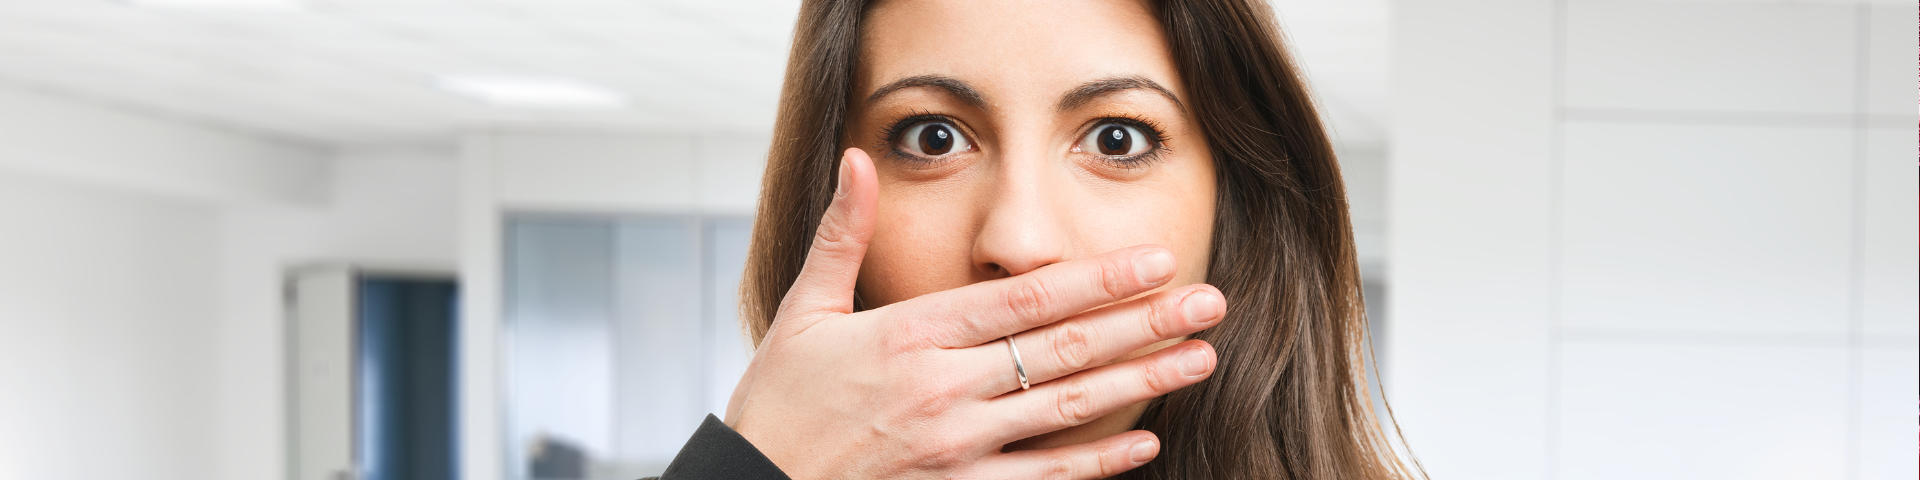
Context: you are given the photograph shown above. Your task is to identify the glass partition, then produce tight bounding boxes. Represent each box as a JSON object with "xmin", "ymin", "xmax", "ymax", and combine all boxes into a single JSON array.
[{"xmin": 503, "ymin": 215, "xmax": 752, "ymax": 480}]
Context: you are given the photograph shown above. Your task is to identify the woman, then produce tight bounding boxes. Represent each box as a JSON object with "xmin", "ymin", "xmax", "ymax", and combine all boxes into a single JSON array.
[{"xmin": 657, "ymin": 0, "xmax": 1421, "ymax": 478}]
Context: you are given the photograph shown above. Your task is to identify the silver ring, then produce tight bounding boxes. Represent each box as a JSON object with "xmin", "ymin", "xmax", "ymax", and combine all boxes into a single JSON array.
[{"xmin": 1004, "ymin": 335, "xmax": 1030, "ymax": 390}]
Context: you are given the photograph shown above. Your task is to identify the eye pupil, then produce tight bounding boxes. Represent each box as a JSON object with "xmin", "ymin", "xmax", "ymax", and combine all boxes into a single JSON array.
[
  {"xmin": 1098, "ymin": 125, "xmax": 1130, "ymax": 155},
  {"xmin": 919, "ymin": 124, "xmax": 954, "ymax": 155}
]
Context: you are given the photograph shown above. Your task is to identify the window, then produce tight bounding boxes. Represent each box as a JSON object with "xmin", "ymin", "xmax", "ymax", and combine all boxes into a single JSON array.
[{"xmin": 502, "ymin": 214, "xmax": 752, "ymax": 480}]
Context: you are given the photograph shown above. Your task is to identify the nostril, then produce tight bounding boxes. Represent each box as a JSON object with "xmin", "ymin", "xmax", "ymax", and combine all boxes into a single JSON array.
[{"xmin": 982, "ymin": 262, "xmax": 1010, "ymax": 277}]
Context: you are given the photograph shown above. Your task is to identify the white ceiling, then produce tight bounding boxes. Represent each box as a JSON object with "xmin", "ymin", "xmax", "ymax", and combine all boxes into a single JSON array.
[{"xmin": 0, "ymin": 0, "xmax": 1389, "ymax": 149}]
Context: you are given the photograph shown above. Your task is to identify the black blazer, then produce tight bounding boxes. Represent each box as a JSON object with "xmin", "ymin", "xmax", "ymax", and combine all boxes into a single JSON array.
[{"xmin": 642, "ymin": 414, "xmax": 791, "ymax": 480}]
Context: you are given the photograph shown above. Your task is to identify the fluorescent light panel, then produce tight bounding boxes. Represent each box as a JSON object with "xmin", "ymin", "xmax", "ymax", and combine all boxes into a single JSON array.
[
  {"xmin": 435, "ymin": 74, "xmax": 630, "ymax": 109},
  {"xmin": 125, "ymin": 0, "xmax": 303, "ymax": 9}
]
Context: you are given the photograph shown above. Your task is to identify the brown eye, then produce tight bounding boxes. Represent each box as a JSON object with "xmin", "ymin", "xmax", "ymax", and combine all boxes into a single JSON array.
[
  {"xmin": 896, "ymin": 120, "xmax": 972, "ymax": 157},
  {"xmin": 1078, "ymin": 122, "xmax": 1153, "ymax": 157}
]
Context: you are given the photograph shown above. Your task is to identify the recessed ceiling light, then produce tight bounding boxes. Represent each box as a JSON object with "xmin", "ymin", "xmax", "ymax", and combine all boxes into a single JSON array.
[
  {"xmin": 435, "ymin": 75, "xmax": 630, "ymax": 109},
  {"xmin": 124, "ymin": 0, "xmax": 303, "ymax": 9}
]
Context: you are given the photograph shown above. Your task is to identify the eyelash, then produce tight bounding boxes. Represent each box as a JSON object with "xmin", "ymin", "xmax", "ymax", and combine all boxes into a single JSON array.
[
  {"xmin": 1081, "ymin": 114, "xmax": 1172, "ymax": 168},
  {"xmin": 876, "ymin": 110, "xmax": 951, "ymax": 163},
  {"xmin": 875, "ymin": 112, "xmax": 1172, "ymax": 167}
]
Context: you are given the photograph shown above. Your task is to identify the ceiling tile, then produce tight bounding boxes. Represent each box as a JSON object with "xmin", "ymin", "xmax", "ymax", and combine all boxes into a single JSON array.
[{"xmin": 0, "ymin": 0, "xmax": 1388, "ymax": 148}]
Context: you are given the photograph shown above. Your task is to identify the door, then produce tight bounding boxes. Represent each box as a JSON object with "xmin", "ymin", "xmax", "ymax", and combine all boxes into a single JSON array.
[
  {"xmin": 290, "ymin": 267, "xmax": 355, "ymax": 480},
  {"xmin": 288, "ymin": 267, "xmax": 459, "ymax": 480}
]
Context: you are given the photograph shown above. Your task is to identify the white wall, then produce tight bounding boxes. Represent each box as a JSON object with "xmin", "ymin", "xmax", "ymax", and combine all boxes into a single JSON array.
[
  {"xmin": 1387, "ymin": 1, "xmax": 1918, "ymax": 479},
  {"xmin": 0, "ymin": 171, "xmax": 222, "ymax": 479},
  {"xmin": 0, "ymin": 86, "xmax": 334, "ymax": 480},
  {"xmin": 481, "ymin": 132, "xmax": 769, "ymax": 214},
  {"xmin": 0, "ymin": 87, "xmax": 327, "ymax": 206},
  {"xmin": 1339, "ymin": 146, "xmax": 1389, "ymax": 265}
]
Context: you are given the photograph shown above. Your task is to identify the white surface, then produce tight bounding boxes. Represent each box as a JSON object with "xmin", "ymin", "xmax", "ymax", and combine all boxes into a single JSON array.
[
  {"xmin": 1338, "ymin": 146, "xmax": 1388, "ymax": 263},
  {"xmin": 437, "ymin": 74, "xmax": 630, "ymax": 109},
  {"xmin": 0, "ymin": 86, "xmax": 326, "ymax": 205},
  {"xmin": 458, "ymin": 135, "xmax": 508, "ymax": 480},
  {"xmin": 0, "ymin": 171, "xmax": 221, "ymax": 480},
  {"xmin": 1555, "ymin": 341, "xmax": 1850, "ymax": 479},
  {"xmin": 1864, "ymin": 3, "xmax": 1919, "ymax": 116},
  {"xmin": 289, "ymin": 267, "xmax": 355, "ymax": 480},
  {"xmin": 1563, "ymin": 0, "xmax": 1857, "ymax": 114},
  {"xmin": 1269, "ymin": 0, "xmax": 1391, "ymax": 147},
  {"xmin": 1860, "ymin": 129, "xmax": 1919, "ymax": 339},
  {"xmin": 1390, "ymin": 0, "xmax": 1916, "ymax": 478},
  {"xmin": 1858, "ymin": 347, "xmax": 1920, "ymax": 480},
  {"xmin": 1559, "ymin": 122, "xmax": 1854, "ymax": 336},
  {"xmin": 1386, "ymin": 1, "xmax": 1557, "ymax": 479},
  {"xmin": 489, "ymin": 132, "xmax": 768, "ymax": 214},
  {"xmin": 0, "ymin": 1, "xmax": 795, "ymax": 145},
  {"xmin": 493, "ymin": 134, "xmax": 697, "ymax": 211},
  {"xmin": 126, "ymin": 0, "xmax": 302, "ymax": 8}
]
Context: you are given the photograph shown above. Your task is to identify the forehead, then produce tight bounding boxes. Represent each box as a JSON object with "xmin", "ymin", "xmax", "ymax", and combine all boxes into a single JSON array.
[{"xmin": 857, "ymin": 0, "xmax": 1183, "ymax": 104}]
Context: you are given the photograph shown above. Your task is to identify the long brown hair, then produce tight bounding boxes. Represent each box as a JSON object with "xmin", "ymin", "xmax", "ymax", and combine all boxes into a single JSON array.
[{"xmin": 741, "ymin": 1, "xmax": 1421, "ymax": 478}]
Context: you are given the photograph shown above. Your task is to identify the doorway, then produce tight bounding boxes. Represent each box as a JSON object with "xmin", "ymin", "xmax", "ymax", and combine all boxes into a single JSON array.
[{"xmin": 289, "ymin": 267, "xmax": 459, "ymax": 480}]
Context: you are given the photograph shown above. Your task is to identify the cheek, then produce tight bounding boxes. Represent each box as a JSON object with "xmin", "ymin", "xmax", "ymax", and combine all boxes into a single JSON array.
[
  {"xmin": 1078, "ymin": 201, "xmax": 1214, "ymax": 284},
  {"xmin": 856, "ymin": 188, "xmax": 978, "ymax": 306},
  {"xmin": 1160, "ymin": 157, "xmax": 1219, "ymax": 285},
  {"xmin": 1073, "ymin": 163, "xmax": 1218, "ymax": 286}
]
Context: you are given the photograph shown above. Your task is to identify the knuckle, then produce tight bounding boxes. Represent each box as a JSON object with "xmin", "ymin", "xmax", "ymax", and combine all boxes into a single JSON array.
[
  {"xmin": 1049, "ymin": 321, "xmax": 1095, "ymax": 373},
  {"xmin": 884, "ymin": 304, "xmax": 953, "ymax": 352},
  {"xmin": 1003, "ymin": 279, "xmax": 1054, "ymax": 323},
  {"xmin": 810, "ymin": 211, "xmax": 857, "ymax": 254},
  {"xmin": 903, "ymin": 373, "xmax": 957, "ymax": 413},
  {"xmin": 1040, "ymin": 452, "xmax": 1076, "ymax": 480},
  {"xmin": 908, "ymin": 432, "xmax": 970, "ymax": 468},
  {"xmin": 1143, "ymin": 296, "xmax": 1175, "ymax": 339},
  {"xmin": 1096, "ymin": 444, "xmax": 1123, "ymax": 478},
  {"xmin": 1098, "ymin": 257, "xmax": 1130, "ymax": 299},
  {"xmin": 1141, "ymin": 358, "xmax": 1171, "ymax": 394},
  {"xmin": 1052, "ymin": 381, "xmax": 1097, "ymax": 426},
  {"xmin": 904, "ymin": 388, "xmax": 955, "ymax": 420},
  {"xmin": 881, "ymin": 324, "xmax": 927, "ymax": 355}
]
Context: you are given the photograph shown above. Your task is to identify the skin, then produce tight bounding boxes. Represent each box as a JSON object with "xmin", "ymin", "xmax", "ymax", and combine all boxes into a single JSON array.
[{"xmin": 847, "ymin": 0, "xmax": 1218, "ymax": 451}]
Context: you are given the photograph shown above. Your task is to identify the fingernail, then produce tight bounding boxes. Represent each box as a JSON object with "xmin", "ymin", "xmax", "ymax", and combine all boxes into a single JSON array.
[
  {"xmin": 1132, "ymin": 249, "xmax": 1174, "ymax": 285},
  {"xmin": 1180, "ymin": 290, "xmax": 1224, "ymax": 325},
  {"xmin": 833, "ymin": 154, "xmax": 851, "ymax": 200},
  {"xmin": 1128, "ymin": 439, "xmax": 1158, "ymax": 464},
  {"xmin": 1177, "ymin": 347, "xmax": 1211, "ymax": 377}
]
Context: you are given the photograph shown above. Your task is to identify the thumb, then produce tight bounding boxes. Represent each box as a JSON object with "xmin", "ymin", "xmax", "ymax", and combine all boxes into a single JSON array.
[{"xmin": 780, "ymin": 147, "xmax": 878, "ymax": 318}]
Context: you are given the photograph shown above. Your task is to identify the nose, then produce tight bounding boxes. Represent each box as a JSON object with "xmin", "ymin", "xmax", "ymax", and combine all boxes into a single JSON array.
[{"xmin": 970, "ymin": 155, "xmax": 1068, "ymax": 278}]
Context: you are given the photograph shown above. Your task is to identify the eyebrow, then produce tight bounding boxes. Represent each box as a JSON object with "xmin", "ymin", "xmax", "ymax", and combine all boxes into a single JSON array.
[
  {"xmin": 1056, "ymin": 76, "xmax": 1185, "ymax": 112},
  {"xmin": 865, "ymin": 74, "xmax": 988, "ymax": 109},
  {"xmin": 862, "ymin": 74, "xmax": 1184, "ymax": 112}
]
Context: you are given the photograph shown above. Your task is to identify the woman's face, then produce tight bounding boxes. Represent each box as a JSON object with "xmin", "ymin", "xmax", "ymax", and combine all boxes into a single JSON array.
[{"xmin": 847, "ymin": 0, "xmax": 1218, "ymax": 448}]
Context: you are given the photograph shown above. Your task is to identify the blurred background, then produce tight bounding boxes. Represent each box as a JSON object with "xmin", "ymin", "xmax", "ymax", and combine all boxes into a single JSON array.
[{"xmin": 0, "ymin": 0, "xmax": 1909, "ymax": 479}]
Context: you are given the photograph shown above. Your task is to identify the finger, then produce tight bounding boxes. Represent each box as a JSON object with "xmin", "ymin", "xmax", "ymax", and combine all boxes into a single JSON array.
[
  {"xmin": 778, "ymin": 148, "xmax": 878, "ymax": 317},
  {"xmin": 989, "ymin": 340, "xmax": 1215, "ymax": 443},
  {"xmin": 969, "ymin": 430, "xmax": 1159, "ymax": 480},
  {"xmin": 980, "ymin": 284, "xmax": 1224, "ymax": 395},
  {"xmin": 909, "ymin": 245, "xmax": 1178, "ymax": 349}
]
